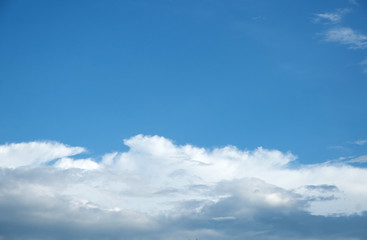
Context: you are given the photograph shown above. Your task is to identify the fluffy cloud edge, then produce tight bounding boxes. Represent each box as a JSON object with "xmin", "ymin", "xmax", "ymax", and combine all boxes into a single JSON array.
[
  {"xmin": 1, "ymin": 135, "xmax": 367, "ymax": 239},
  {"xmin": 0, "ymin": 141, "xmax": 85, "ymax": 168}
]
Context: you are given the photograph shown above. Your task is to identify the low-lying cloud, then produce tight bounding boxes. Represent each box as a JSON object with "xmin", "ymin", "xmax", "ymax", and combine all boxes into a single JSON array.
[{"xmin": 0, "ymin": 135, "xmax": 366, "ymax": 239}]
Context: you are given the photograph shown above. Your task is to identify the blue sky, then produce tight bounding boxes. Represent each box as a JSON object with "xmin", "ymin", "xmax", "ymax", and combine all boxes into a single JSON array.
[
  {"xmin": 1, "ymin": 0, "xmax": 366, "ymax": 162},
  {"xmin": 1, "ymin": 0, "xmax": 367, "ymax": 239}
]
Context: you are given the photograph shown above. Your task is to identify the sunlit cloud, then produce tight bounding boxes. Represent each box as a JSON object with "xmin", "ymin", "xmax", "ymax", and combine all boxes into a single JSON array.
[
  {"xmin": 0, "ymin": 141, "xmax": 85, "ymax": 168},
  {"xmin": 1, "ymin": 135, "xmax": 367, "ymax": 239}
]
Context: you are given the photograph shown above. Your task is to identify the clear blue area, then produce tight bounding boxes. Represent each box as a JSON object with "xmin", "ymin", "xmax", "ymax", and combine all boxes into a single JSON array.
[{"xmin": 1, "ymin": 0, "xmax": 366, "ymax": 163}]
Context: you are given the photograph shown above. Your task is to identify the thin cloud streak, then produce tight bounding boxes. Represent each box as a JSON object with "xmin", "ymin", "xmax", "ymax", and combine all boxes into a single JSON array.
[
  {"xmin": 314, "ymin": 9, "xmax": 350, "ymax": 24},
  {"xmin": 313, "ymin": 6, "xmax": 367, "ymax": 74},
  {"xmin": 324, "ymin": 27, "xmax": 367, "ymax": 49},
  {"xmin": 347, "ymin": 139, "xmax": 367, "ymax": 145},
  {"xmin": 348, "ymin": 155, "xmax": 367, "ymax": 163}
]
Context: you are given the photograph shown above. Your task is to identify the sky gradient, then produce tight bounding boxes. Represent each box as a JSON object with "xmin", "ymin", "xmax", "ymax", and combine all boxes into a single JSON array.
[{"xmin": 1, "ymin": 0, "xmax": 367, "ymax": 239}]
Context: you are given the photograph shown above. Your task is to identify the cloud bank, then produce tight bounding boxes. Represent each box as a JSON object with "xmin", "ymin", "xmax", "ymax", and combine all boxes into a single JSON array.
[{"xmin": 0, "ymin": 135, "xmax": 367, "ymax": 240}]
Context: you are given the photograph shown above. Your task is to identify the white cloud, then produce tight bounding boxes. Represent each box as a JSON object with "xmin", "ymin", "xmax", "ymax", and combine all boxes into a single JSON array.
[
  {"xmin": 1, "ymin": 135, "xmax": 367, "ymax": 215},
  {"xmin": 349, "ymin": 139, "xmax": 367, "ymax": 145},
  {"xmin": 315, "ymin": 13, "xmax": 341, "ymax": 24},
  {"xmin": 324, "ymin": 27, "xmax": 367, "ymax": 49},
  {"xmin": 316, "ymin": 13, "xmax": 341, "ymax": 23},
  {"xmin": 54, "ymin": 157, "xmax": 100, "ymax": 170},
  {"xmin": 97, "ymin": 135, "xmax": 367, "ymax": 216},
  {"xmin": 1, "ymin": 135, "xmax": 367, "ymax": 239},
  {"xmin": 346, "ymin": 139, "xmax": 367, "ymax": 146},
  {"xmin": 313, "ymin": 8, "xmax": 367, "ymax": 74},
  {"xmin": 348, "ymin": 155, "xmax": 367, "ymax": 163},
  {"xmin": 314, "ymin": 9, "xmax": 350, "ymax": 24},
  {"xmin": 0, "ymin": 141, "xmax": 85, "ymax": 168}
]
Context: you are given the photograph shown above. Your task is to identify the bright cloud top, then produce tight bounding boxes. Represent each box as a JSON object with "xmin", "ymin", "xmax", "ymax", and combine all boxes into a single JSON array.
[
  {"xmin": 1, "ymin": 135, "xmax": 367, "ymax": 239},
  {"xmin": 1, "ymin": 135, "xmax": 366, "ymax": 215},
  {"xmin": 0, "ymin": 141, "xmax": 85, "ymax": 168}
]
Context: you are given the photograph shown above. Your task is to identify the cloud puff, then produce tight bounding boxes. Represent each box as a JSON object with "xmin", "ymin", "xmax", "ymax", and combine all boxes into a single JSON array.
[{"xmin": 1, "ymin": 135, "xmax": 367, "ymax": 239}]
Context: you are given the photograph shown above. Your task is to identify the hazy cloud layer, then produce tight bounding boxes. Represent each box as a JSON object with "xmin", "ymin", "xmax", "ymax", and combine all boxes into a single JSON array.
[{"xmin": 1, "ymin": 135, "xmax": 367, "ymax": 239}]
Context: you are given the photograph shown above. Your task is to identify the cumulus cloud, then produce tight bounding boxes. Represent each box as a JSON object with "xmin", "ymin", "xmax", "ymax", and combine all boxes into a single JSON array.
[
  {"xmin": 1, "ymin": 135, "xmax": 367, "ymax": 239},
  {"xmin": 54, "ymin": 157, "xmax": 100, "ymax": 170},
  {"xmin": 324, "ymin": 27, "xmax": 367, "ymax": 49}
]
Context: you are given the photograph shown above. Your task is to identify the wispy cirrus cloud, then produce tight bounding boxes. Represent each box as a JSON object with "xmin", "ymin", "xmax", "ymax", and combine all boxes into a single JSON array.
[
  {"xmin": 324, "ymin": 27, "xmax": 367, "ymax": 49},
  {"xmin": 313, "ymin": 5, "xmax": 367, "ymax": 74},
  {"xmin": 1, "ymin": 135, "xmax": 367, "ymax": 239},
  {"xmin": 314, "ymin": 9, "xmax": 350, "ymax": 24},
  {"xmin": 349, "ymin": 139, "xmax": 367, "ymax": 145},
  {"xmin": 348, "ymin": 155, "xmax": 367, "ymax": 163},
  {"xmin": 315, "ymin": 13, "xmax": 342, "ymax": 23}
]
